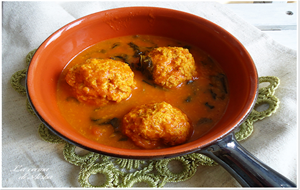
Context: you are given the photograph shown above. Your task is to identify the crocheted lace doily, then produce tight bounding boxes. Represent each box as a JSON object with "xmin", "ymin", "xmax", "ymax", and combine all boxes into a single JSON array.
[{"xmin": 11, "ymin": 49, "xmax": 280, "ymax": 187}]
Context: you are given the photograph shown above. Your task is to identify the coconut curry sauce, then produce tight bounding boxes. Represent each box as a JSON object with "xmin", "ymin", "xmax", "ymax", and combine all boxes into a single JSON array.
[{"xmin": 57, "ymin": 35, "xmax": 229, "ymax": 150}]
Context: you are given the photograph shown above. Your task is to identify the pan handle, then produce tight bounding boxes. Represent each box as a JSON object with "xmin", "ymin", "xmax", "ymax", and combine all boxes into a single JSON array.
[{"xmin": 197, "ymin": 133, "xmax": 296, "ymax": 187}]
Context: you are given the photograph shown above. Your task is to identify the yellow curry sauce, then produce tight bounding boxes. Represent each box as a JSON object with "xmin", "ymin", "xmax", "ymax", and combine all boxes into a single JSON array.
[{"xmin": 57, "ymin": 35, "xmax": 229, "ymax": 149}]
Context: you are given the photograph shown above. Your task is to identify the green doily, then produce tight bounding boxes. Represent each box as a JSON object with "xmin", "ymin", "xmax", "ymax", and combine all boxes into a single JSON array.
[{"xmin": 11, "ymin": 50, "xmax": 280, "ymax": 187}]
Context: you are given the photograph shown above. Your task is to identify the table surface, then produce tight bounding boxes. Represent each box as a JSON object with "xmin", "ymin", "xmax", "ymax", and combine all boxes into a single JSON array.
[
  {"xmin": 225, "ymin": 3, "xmax": 297, "ymax": 50},
  {"xmin": 2, "ymin": 3, "xmax": 299, "ymax": 188}
]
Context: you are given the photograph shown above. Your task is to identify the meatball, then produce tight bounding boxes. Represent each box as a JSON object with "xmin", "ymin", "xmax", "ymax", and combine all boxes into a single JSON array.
[
  {"xmin": 141, "ymin": 47, "xmax": 197, "ymax": 88},
  {"xmin": 122, "ymin": 101, "xmax": 191, "ymax": 149},
  {"xmin": 65, "ymin": 58, "xmax": 136, "ymax": 105}
]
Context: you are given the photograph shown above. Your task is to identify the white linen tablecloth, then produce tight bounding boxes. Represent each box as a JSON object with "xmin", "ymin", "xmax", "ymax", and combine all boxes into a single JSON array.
[{"xmin": 2, "ymin": 1, "xmax": 297, "ymax": 188}]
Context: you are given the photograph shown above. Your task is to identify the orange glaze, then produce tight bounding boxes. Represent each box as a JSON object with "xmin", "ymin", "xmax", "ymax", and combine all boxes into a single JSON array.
[{"xmin": 56, "ymin": 35, "xmax": 229, "ymax": 150}]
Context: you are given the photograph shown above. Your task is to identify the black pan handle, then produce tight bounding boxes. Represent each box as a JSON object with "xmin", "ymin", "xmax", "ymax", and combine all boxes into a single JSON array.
[{"xmin": 197, "ymin": 133, "xmax": 296, "ymax": 187}]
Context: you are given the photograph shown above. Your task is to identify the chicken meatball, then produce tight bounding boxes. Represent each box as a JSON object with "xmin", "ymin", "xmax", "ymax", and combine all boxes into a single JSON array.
[
  {"xmin": 140, "ymin": 47, "xmax": 197, "ymax": 88},
  {"xmin": 65, "ymin": 58, "xmax": 136, "ymax": 105},
  {"xmin": 122, "ymin": 101, "xmax": 191, "ymax": 149}
]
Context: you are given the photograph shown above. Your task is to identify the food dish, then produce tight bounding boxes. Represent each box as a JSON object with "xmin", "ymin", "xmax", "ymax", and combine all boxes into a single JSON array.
[
  {"xmin": 65, "ymin": 58, "xmax": 136, "ymax": 105},
  {"xmin": 123, "ymin": 101, "xmax": 191, "ymax": 149},
  {"xmin": 26, "ymin": 7, "xmax": 257, "ymax": 159},
  {"xmin": 142, "ymin": 46, "xmax": 197, "ymax": 88},
  {"xmin": 57, "ymin": 34, "xmax": 229, "ymax": 150}
]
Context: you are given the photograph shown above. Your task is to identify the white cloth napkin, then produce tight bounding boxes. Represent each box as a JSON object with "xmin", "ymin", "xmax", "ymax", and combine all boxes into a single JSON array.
[{"xmin": 2, "ymin": 1, "xmax": 297, "ymax": 187}]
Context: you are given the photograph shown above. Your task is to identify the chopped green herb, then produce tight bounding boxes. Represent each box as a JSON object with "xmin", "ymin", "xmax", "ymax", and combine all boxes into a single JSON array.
[
  {"xmin": 139, "ymin": 55, "xmax": 154, "ymax": 80},
  {"xmin": 205, "ymin": 102, "xmax": 214, "ymax": 109},
  {"xmin": 90, "ymin": 118, "xmax": 102, "ymax": 122},
  {"xmin": 94, "ymin": 106, "xmax": 105, "ymax": 112},
  {"xmin": 114, "ymin": 55, "xmax": 126, "ymax": 60},
  {"xmin": 210, "ymin": 73, "xmax": 228, "ymax": 95},
  {"xmin": 118, "ymin": 137, "xmax": 128, "ymax": 141},
  {"xmin": 99, "ymin": 49, "xmax": 106, "ymax": 53},
  {"xmin": 111, "ymin": 42, "xmax": 121, "ymax": 49},
  {"xmin": 109, "ymin": 118, "xmax": 120, "ymax": 129},
  {"xmin": 142, "ymin": 79, "xmax": 157, "ymax": 88},
  {"xmin": 128, "ymin": 42, "xmax": 142, "ymax": 57},
  {"xmin": 110, "ymin": 54, "xmax": 135, "ymax": 68},
  {"xmin": 209, "ymin": 89, "xmax": 217, "ymax": 100},
  {"xmin": 197, "ymin": 118, "xmax": 213, "ymax": 125},
  {"xmin": 94, "ymin": 119, "xmax": 110, "ymax": 125},
  {"xmin": 91, "ymin": 117, "xmax": 121, "ymax": 129},
  {"xmin": 185, "ymin": 96, "xmax": 192, "ymax": 103},
  {"xmin": 142, "ymin": 80, "xmax": 168, "ymax": 91},
  {"xmin": 111, "ymin": 54, "xmax": 129, "ymax": 63},
  {"xmin": 218, "ymin": 73, "xmax": 228, "ymax": 94}
]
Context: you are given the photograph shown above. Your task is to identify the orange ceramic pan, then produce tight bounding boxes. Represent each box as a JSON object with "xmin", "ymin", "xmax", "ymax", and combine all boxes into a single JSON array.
[{"xmin": 25, "ymin": 7, "xmax": 295, "ymax": 187}]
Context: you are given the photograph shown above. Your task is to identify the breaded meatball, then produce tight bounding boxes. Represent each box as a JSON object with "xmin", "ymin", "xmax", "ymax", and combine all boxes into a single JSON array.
[
  {"xmin": 141, "ymin": 47, "xmax": 197, "ymax": 88},
  {"xmin": 65, "ymin": 58, "xmax": 136, "ymax": 105},
  {"xmin": 122, "ymin": 101, "xmax": 191, "ymax": 149}
]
